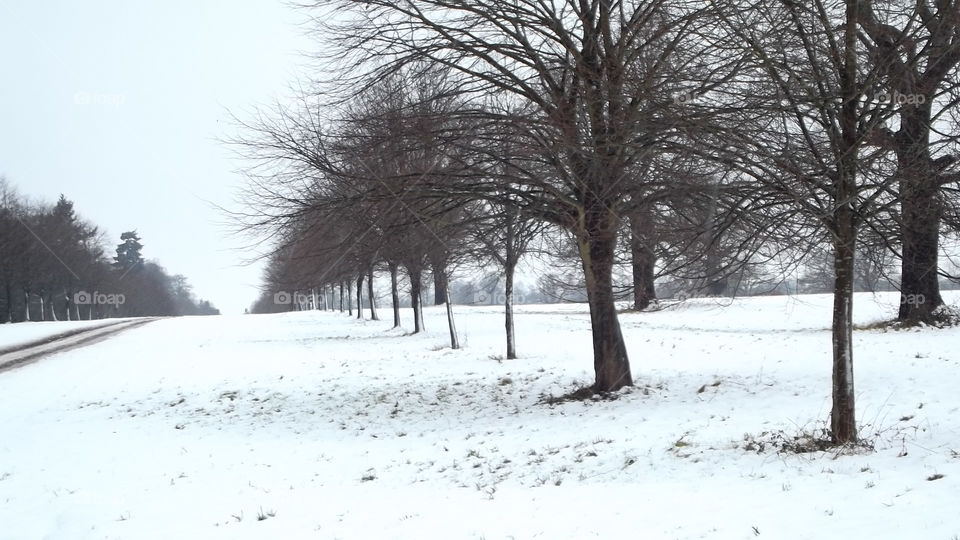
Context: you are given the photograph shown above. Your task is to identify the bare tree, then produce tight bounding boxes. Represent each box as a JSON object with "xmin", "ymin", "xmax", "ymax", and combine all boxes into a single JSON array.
[
  {"xmin": 711, "ymin": 0, "xmax": 904, "ymax": 443},
  {"xmin": 468, "ymin": 194, "xmax": 544, "ymax": 359},
  {"xmin": 857, "ymin": 1, "xmax": 960, "ymax": 322},
  {"xmin": 308, "ymin": 0, "xmax": 740, "ymax": 391}
]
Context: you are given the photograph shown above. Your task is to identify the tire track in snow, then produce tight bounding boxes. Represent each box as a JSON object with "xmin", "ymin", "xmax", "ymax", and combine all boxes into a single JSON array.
[{"xmin": 0, "ymin": 318, "xmax": 159, "ymax": 373}]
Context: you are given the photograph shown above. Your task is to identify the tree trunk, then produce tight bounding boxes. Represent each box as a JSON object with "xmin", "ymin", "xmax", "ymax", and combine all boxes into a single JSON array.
[
  {"xmin": 831, "ymin": 229, "xmax": 857, "ymax": 444},
  {"xmin": 629, "ymin": 208, "xmax": 657, "ymax": 310},
  {"xmin": 702, "ymin": 182, "xmax": 728, "ymax": 296},
  {"xmin": 339, "ymin": 281, "xmax": 344, "ymax": 312},
  {"xmin": 433, "ymin": 264, "xmax": 448, "ymax": 305},
  {"xmin": 408, "ymin": 267, "xmax": 423, "ymax": 333},
  {"xmin": 418, "ymin": 290, "xmax": 425, "ymax": 329},
  {"xmin": 446, "ymin": 297, "xmax": 459, "ymax": 349},
  {"xmin": 39, "ymin": 295, "xmax": 45, "ymax": 321},
  {"xmin": 504, "ymin": 206, "xmax": 519, "ymax": 359},
  {"xmin": 504, "ymin": 260, "xmax": 517, "ymax": 359},
  {"xmin": 576, "ymin": 206, "xmax": 633, "ymax": 392},
  {"xmin": 831, "ymin": 1, "xmax": 858, "ymax": 445},
  {"xmin": 367, "ymin": 268, "xmax": 379, "ymax": 320},
  {"xmin": 347, "ymin": 280, "xmax": 353, "ymax": 316},
  {"xmin": 3, "ymin": 282, "xmax": 11, "ymax": 323},
  {"xmin": 897, "ymin": 102, "xmax": 943, "ymax": 321},
  {"xmin": 356, "ymin": 274, "xmax": 364, "ymax": 320},
  {"xmin": 24, "ymin": 289, "xmax": 30, "ymax": 321},
  {"xmin": 389, "ymin": 262, "xmax": 401, "ymax": 328}
]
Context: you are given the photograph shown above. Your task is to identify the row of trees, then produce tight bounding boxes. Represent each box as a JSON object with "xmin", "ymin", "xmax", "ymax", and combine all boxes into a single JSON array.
[
  {"xmin": 0, "ymin": 179, "xmax": 219, "ymax": 321},
  {"xmin": 236, "ymin": 0, "xmax": 960, "ymax": 445}
]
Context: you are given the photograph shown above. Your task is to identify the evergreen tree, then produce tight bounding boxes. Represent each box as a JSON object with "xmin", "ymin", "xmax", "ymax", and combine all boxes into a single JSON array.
[{"xmin": 114, "ymin": 231, "xmax": 144, "ymax": 273}]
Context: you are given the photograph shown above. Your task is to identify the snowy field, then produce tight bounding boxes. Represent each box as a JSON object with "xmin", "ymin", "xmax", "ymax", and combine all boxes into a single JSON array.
[{"xmin": 1, "ymin": 292, "xmax": 959, "ymax": 539}]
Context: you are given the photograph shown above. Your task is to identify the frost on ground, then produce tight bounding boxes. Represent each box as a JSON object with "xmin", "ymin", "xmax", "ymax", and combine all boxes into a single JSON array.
[{"xmin": 0, "ymin": 293, "xmax": 958, "ymax": 539}]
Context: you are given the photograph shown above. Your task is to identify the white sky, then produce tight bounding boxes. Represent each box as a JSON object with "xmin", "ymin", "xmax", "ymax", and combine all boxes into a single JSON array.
[{"xmin": 0, "ymin": 0, "xmax": 311, "ymax": 314}]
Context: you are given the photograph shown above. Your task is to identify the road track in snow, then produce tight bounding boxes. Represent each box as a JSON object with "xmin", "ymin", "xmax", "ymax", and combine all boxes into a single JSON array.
[{"xmin": 0, "ymin": 318, "xmax": 159, "ymax": 373}]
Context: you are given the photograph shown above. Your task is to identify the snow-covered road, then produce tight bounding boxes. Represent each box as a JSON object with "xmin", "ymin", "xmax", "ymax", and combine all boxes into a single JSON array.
[
  {"xmin": 0, "ymin": 319, "xmax": 130, "ymax": 352},
  {"xmin": 0, "ymin": 319, "xmax": 155, "ymax": 373},
  {"xmin": 1, "ymin": 294, "xmax": 958, "ymax": 539}
]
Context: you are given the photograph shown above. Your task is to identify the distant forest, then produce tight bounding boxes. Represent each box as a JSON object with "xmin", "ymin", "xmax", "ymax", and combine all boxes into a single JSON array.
[{"xmin": 0, "ymin": 178, "xmax": 219, "ymax": 322}]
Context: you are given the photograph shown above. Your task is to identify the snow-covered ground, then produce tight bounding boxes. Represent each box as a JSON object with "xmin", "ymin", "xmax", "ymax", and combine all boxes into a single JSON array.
[
  {"xmin": 1, "ymin": 293, "xmax": 958, "ymax": 539},
  {"xmin": 0, "ymin": 319, "xmax": 127, "ymax": 351}
]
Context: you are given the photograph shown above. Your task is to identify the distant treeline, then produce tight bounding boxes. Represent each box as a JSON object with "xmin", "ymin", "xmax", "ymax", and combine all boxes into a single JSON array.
[{"xmin": 0, "ymin": 178, "xmax": 219, "ymax": 322}]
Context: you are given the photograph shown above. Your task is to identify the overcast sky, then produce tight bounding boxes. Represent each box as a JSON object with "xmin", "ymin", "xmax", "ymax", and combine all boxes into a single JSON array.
[{"xmin": 0, "ymin": 0, "xmax": 310, "ymax": 314}]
